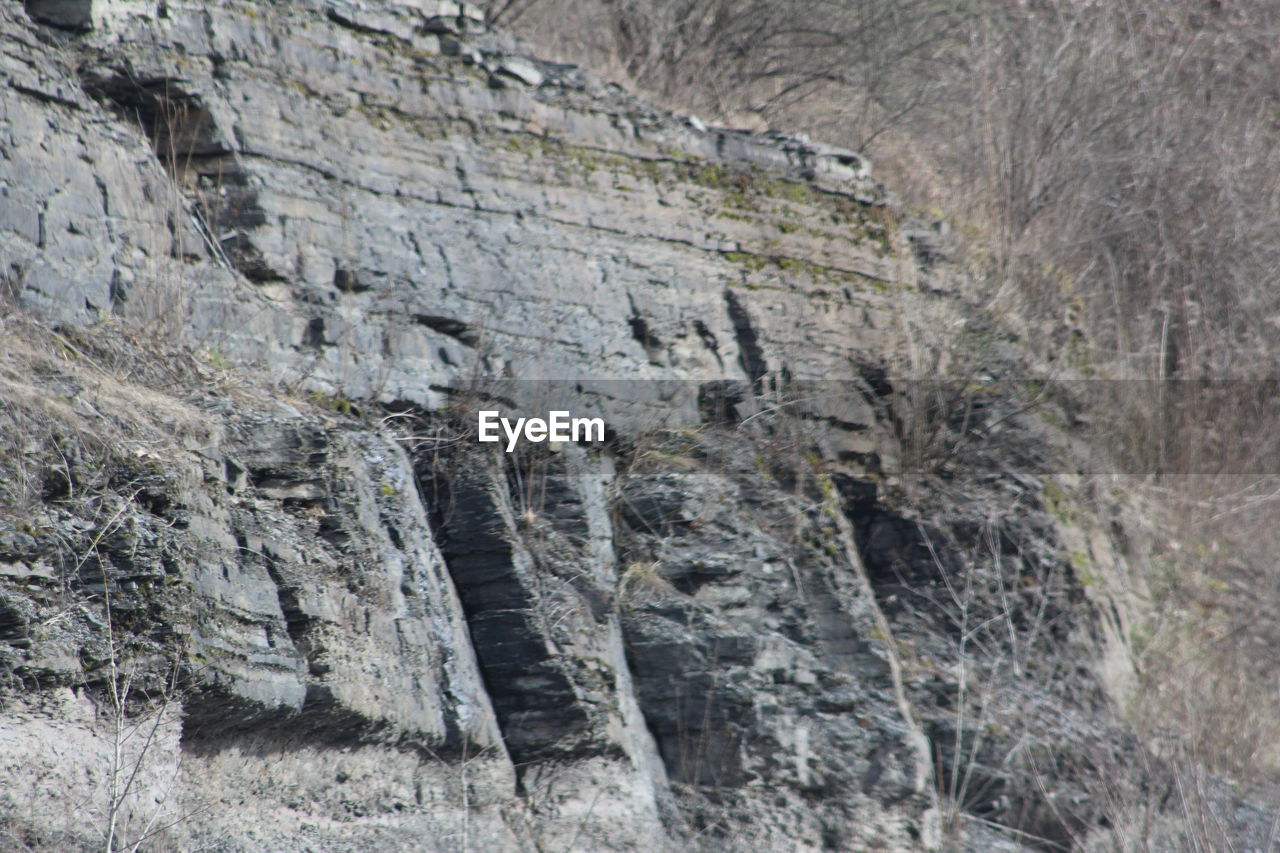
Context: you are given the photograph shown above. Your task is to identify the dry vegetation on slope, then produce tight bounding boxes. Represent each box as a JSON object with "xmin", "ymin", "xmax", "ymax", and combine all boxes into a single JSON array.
[{"xmin": 488, "ymin": 0, "xmax": 1280, "ymax": 828}]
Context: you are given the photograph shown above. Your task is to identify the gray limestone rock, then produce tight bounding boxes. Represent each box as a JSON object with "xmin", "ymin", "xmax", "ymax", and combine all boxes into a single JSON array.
[{"xmin": 0, "ymin": 1, "xmax": 1159, "ymax": 850}]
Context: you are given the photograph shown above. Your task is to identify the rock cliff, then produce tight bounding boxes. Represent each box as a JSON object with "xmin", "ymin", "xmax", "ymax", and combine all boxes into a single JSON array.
[{"xmin": 1, "ymin": 2, "xmax": 1147, "ymax": 850}]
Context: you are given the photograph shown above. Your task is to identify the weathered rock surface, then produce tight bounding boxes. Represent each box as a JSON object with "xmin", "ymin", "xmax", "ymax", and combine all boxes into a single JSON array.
[
  {"xmin": 0, "ymin": 1, "xmax": 1149, "ymax": 851},
  {"xmin": 613, "ymin": 440, "xmax": 934, "ymax": 850},
  {"xmin": 3, "ymin": 0, "xmax": 906, "ymax": 412},
  {"xmin": 0, "ymin": 324, "xmax": 522, "ymax": 850}
]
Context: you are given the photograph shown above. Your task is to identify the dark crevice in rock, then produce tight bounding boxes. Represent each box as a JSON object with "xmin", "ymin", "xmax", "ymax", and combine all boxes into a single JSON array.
[
  {"xmin": 325, "ymin": 9, "xmax": 393, "ymax": 38},
  {"xmin": 621, "ymin": 609, "xmax": 752, "ymax": 790},
  {"xmin": 692, "ymin": 321, "xmax": 717, "ymax": 349},
  {"xmin": 832, "ymin": 474, "xmax": 957, "ymax": 619},
  {"xmin": 628, "ymin": 313, "xmax": 661, "ymax": 352},
  {"xmin": 79, "ymin": 73, "xmax": 227, "ymax": 162},
  {"xmin": 108, "ymin": 269, "xmax": 126, "ymax": 311},
  {"xmin": 10, "ymin": 82, "xmax": 81, "ymax": 108},
  {"xmin": 181, "ymin": 685, "xmax": 389, "ymax": 749},
  {"xmin": 834, "ymin": 465, "xmax": 1103, "ymax": 848},
  {"xmin": 23, "ymin": 0, "xmax": 91, "ymax": 31},
  {"xmin": 927, "ymin": 718, "xmax": 1082, "ymax": 852},
  {"xmin": 852, "ymin": 507, "xmax": 954, "ymax": 617},
  {"xmin": 723, "ymin": 288, "xmax": 767, "ymax": 387},
  {"xmin": 627, "ymin": 293, "xmax": 663, "ymax": 365},
  {"xmin": 303, "ymin": 317, "xmax": 327, "ymax": 349},
  {"xmin": 180, "ymin": 687, "xmax": 297, "ymax": 745},
  {"xmin": 412, "ymin": 314, "xmax": 479, "ymax": 347},
  {"xmin": 858, "ymin": 363, "xmax": 894, "ymax": 399},
  {"xmin": 218, "ymin": 231, "xmax": 283, "ymax": 282},
  {"xmin": 0, "ymin": 598, "xmax": 32, "ymax": 649},
  {"xmin": 692, "ymin": 319, "xmax": 723, "ymax": 369},
  {"xmin": 187, "ymin": 161, "xmax": 273, "ymax": 282},
  {"xmin": 424, "ymin": 452, "xmax": 609, "ymax": 765},
  {"xmin": 697, "ymin": 379, "xmax": 748, "ymax": 424},
  {"xmin": 77, "ymin": 69, "xmax": 284, "ymax": 281},
  {"xmin": 258, "ymin": 550, "xmax": 310, "ymax": 648},
  {"xmin": 333, "ymin": 267, "xmax": 368, "ymax": 293}
]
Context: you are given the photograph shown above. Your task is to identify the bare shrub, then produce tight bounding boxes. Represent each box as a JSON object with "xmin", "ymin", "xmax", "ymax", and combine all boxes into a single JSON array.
[
  {"xmin": 941, "ymin": 5, "xmax": 1280, "ymax": 379},
  {"xmin": 482, "ymin": 0, "xmax": 967, "ymax": 137}
]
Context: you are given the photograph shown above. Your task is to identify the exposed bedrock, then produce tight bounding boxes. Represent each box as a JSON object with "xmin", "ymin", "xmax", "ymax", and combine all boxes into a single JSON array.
[{"xmin": 0, "ymin": 1, "xmax": 1146, "ymax": 850}]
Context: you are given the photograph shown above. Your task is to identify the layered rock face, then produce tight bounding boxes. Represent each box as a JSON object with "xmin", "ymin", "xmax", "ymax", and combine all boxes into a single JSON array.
[
  {"xmin": 3, "ymin": 0, "xmax": 907, "ymax": 403},
  {"xmin": 1, "ymin": 2, "xmax": 1138, "ymax": 851}
]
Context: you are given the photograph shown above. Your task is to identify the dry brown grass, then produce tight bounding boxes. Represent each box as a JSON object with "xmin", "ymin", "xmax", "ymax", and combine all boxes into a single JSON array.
[{"xmin": 0, "ymin": 314, "xmax": 262, "ymax": 519}]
